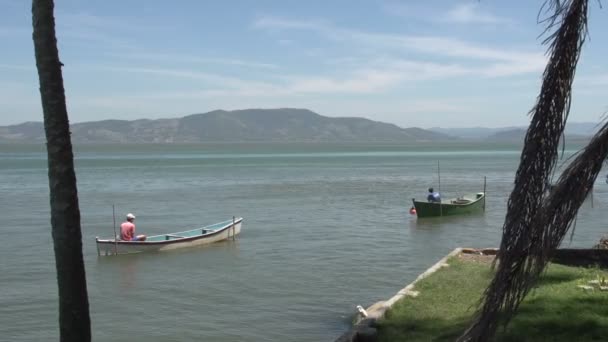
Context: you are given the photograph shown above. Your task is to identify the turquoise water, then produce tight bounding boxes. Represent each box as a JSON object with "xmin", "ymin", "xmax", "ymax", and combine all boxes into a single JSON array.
[{"xmin": 1, "ymin": 142, "xmax": 606, "ymax": 341}]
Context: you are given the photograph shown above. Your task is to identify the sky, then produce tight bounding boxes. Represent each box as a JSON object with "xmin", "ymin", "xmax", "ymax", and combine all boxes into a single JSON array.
[{"xmin": 1, "ymin": 0, "xmax": 607, "ymax": 128}]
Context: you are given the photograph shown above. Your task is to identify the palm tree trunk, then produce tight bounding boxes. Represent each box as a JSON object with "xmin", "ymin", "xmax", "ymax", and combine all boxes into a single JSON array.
[{"xmin": 32, "ymin": 1, "xmax": 91, "ymax": 341}]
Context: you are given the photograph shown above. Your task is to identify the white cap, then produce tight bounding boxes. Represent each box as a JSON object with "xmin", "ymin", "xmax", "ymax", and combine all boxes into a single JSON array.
[{"xmin": 126, "ymin": 213, "xmax": 136, "ymax": 220}]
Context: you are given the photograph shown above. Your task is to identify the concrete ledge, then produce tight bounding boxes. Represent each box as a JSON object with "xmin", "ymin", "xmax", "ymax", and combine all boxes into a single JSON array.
[{"xmin": 335, "ymin": 248, "xmax": 464, "ymax": 342}]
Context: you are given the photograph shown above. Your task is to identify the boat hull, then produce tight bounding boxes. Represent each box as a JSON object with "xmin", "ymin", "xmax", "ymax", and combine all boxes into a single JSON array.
[
  {"xmin": 413, "ymin": 193, "xmax": 485, "ymax": 218},
  {"xmin": 96, "ymin": 218, "xmax": 242, "ymax": 256}
]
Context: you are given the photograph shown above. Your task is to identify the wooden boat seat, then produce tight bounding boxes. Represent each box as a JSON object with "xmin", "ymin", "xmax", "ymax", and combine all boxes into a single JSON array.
[
  {"xmin": 165, "ymin": 234, "xmax": 186, "ymax": 240},
  {"xmin": 451, "ymin": 198, "xmax": 472, "ymax": 204}
]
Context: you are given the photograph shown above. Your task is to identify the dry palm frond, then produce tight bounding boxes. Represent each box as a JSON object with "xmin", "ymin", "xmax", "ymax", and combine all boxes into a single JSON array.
[
  {"xmin": 541, "ymin": 125, "xmax": 608, "ymax": 254},
  {"xmin": 457, "ymin": 0, "xmax": 589, "ymax": 341}
]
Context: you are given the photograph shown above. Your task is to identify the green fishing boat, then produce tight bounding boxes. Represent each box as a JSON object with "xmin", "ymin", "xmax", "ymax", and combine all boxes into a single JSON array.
[{"xmin": 412, "ymin": 192, "xmax": 486, "ymax": 218}]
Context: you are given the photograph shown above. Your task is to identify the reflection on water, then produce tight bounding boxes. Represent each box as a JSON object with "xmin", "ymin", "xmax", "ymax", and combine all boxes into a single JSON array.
[
  {"xmin": 409, "ymin": 212, "xmax": 488, "ymax": 231},
  {"xmin": 96, "ymin": 253, "xmax": 144, "ymax": 290},
  {"xmin": 118, "ymin": 257, "xmax": 138, "ymax": 289},
  {"xmin": 94, "ymin": 238, "xmax": 244, "ymax": 290}
]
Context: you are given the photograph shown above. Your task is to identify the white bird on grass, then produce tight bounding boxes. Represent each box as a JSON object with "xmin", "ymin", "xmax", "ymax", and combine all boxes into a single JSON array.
[{"xmin": 356, "ymin": 305, "xmax": 368, "ymax": 318}]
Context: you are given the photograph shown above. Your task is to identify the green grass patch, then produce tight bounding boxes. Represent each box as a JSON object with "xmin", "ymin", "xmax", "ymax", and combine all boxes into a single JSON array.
[{"xmin": 376, "ymin": 257, "xmax": 608, "ymax": 342}]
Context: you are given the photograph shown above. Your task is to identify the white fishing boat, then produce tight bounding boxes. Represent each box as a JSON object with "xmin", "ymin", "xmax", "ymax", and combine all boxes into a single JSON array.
[{"xmin": 96, "ymin": 217, "xmax": 243, "ymax": 256}]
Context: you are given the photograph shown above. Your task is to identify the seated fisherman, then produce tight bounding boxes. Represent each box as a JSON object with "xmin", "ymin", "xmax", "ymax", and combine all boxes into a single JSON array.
[
  {"xmin": 427, "ymin": 187, "xmax": 441, "ymax": 203},
  {"xmin": 120, "ymin": 213, "xmax": 146, "ymax": 241}
]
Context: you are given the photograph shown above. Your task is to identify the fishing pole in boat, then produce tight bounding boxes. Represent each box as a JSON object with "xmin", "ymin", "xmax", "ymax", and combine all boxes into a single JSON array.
[
  {"xmin": 438, "ymin": 160, "xmax": 442, "ymax": 217},
  {"xmin": 483, "ymin": 176, "xmax": 487, "ymax": 212},
  {"xmin": 112, "ymin": 204, "xmax": 118, "ymax": 255}
]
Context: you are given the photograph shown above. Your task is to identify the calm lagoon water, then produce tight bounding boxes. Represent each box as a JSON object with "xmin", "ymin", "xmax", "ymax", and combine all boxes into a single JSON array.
[{"xmin": 1, "ymin": 142, "xmax": 606, "ymax": 341}]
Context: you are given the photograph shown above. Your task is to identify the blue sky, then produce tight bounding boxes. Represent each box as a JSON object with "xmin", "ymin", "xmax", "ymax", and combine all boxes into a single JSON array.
[{"xmin": 1, "ymin": 0, "xmax": 607, "ymax": 128}]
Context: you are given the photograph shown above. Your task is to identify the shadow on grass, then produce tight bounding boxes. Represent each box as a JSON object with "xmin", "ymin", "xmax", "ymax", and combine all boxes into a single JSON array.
[
  {"xmin": 378, "ymin": 295, "xmax": 608, "ymax": 342},
  {"xmin": 499, "ymin": 295, "xmax": 608, "ymax": 341},
  {"xmin": 535, "ymin": 271, "xmax": 580, "ymax": 286}
]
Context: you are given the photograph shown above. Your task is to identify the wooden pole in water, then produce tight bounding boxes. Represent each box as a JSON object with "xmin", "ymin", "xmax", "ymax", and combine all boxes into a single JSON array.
[
  {"xmin": 483, "ymin": 176, "xmax": 487, "ymax": 212},
  {"xmin": 232, "ymin": 216, "xmax": 236, "ymax": 241},
  {"xmin": 112, "ymin": 204, "xmax": 118, "ymax": 255}
]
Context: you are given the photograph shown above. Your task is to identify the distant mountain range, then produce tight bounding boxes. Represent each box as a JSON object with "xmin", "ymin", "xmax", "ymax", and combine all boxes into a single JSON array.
[
  {"xmin": 429, "ymin": 122, "xmax": 600, "ymax": 140},
  {"xmin": 0, "ymin": 108, "xmax": 452, "ymax": 143},
  {"xmin": 1, "ymin": 108, "xmax": 599, "ymax": 143}
]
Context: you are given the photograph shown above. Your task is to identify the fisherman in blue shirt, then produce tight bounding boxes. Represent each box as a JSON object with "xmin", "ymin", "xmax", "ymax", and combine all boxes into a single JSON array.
[{"xmin": 427, "ymin": 187, "xmax": 441, "ymax": 203}]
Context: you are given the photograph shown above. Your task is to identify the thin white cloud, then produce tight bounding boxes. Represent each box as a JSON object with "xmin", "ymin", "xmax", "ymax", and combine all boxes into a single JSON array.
[
  {"xmin": 91, "ymin": 66, "xmax": 277, "ymax": 90},
  {"xmin": 66, "ymin": 51, "xmax": 544, "ymax": 103},
  {"xmin": 252, "ymin": 16, "xmax": 542, "ymax": 66},
  {"xmin": 375, "ymin": 59, "xmax": 471, "ymax": 78},
  {"xmin": 108, "ymin": 52, "xmax": 279, "ymax": 70},
  {"xmin": 58, "ymin": 30, "xmax": 133, "ymax": 48},
  {"xmin": 61, "ymin": 66, "xmax": 401, "ymax": 99},
  {"xmin": 0, "ymin": 12, "xmax": 146, "ymax": 50},
  {"xmin": 253, "ymin": 16, "xmax": 327, "ymax": 31},
  {"xmin": 383, "ymin": 2, "xmax": 513, "ymax": 26},
  {"xmin": 52, "ymin": 11, "xmax": 156, "ymax": 51},
  {"xmin": 88, "ymin": 59, "xmax": 473, "ymax": 97},
  {"xmin": 0, "ymin": 81, "xmax": 38, "ymax": 111},
  {"xmin": 480, "ymin": 61, "xmax": 547, "ymax": 77},
  {"xmin": 287, "ymin": 70, "xmax": 402, "ymax": 94},
  {"xmin": 0, "ymin": 27, "xmax": 29, "ymax": 37},
  {"xmin": 84, "ymin": 68, "xmax": 396, "ymax": 97},
  {"xmin": 381, "ymin": 3, "xmax": 424, "ymax": 19},
  {"xmin": 444, "ymin": 3, "xmax": 510, "ymax": 24},
  {"xmin": 0, "ymin": 0, "xmax": 25, "ymax": 8},
  {"xmin": 0, "ymin": 64, "xmax": 34, "ymax": 71},
  {"xmin": 392, "ymin": 36, "xmax": 541, "ymax": 63},
  {"xmin": 55, "ymin": 11, "xmax": 165, "ymax": 33},
  {"xmin": 53, "ymin": 12, "xmax": 279, "ymax": 69},
  {"xmin": 577, "ymin": 73, "xmax": 608, "ymax": 86},
  {"xmin": 573, "ymin": 73, "xmax": 608, "ymax": 96},
  {"xmin": 306, "ymin": 59, "xmax": 471, "ymax": 85}
]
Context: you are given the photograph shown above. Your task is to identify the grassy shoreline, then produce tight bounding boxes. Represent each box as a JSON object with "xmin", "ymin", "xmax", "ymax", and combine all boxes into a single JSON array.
[{"xmin": 376, "ymin": 254, "xmax": 608, "ymax": 341}]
